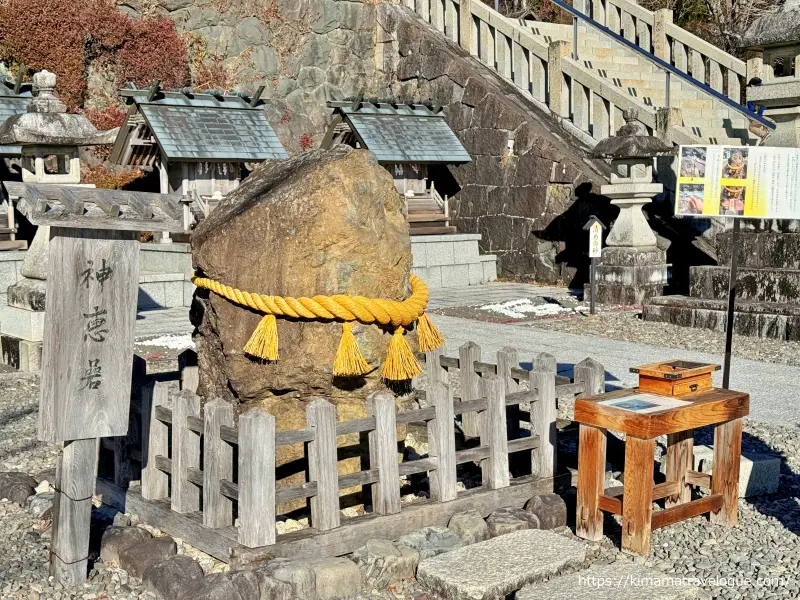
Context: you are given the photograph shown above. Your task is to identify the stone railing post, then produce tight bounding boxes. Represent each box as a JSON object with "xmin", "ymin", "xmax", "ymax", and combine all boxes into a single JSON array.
[
  {"xmin": 548, "ymin": 41, "xmax": 572, "ymax": 119},
  {"xmin": 653, "ymin": 9, "xmax": 672, "ymax": 61},
  {"xmin": 655, "ymin": 107, "xmax": 682, "ymax": 145},
  {"xmin": 459, "ymin": 0, "xmax": 473, "ymax": 54},
  {"xmin": 574, "ymin": 0, "xmax": 589, "ymax": 14},
  {"xmin": 746, "ymin": 49, "xmax": 764, "ymax": 83}
]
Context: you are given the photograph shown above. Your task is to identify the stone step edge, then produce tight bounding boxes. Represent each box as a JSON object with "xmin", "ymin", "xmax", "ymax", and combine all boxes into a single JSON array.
[{"xmin": 647, "ymin": 294, "xmax": 800, "ymax": 316}]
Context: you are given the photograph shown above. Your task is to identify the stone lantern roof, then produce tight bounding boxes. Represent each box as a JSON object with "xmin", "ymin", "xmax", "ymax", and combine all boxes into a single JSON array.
[
  {"xmin": 591, "ymin": 110, "xmax": 675, "ymax": 160},
  {"xmin": 743, "ymin": 0, "xmax": 800, "ymax": 48},
  {"xmin": 0, "ymin": 70, "xmax": 118, "ymax": 146}
]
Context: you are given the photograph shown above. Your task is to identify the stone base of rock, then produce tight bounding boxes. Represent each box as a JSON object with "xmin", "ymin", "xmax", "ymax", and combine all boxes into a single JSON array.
[
  {"xmin": 586, "ymin": 246, "xmax": 667, "ymax": 305},
  {"xmin": 0, "ymin": 335, "xmax": 42, "ymax": 372},
  {"xmin": 516, "ymin": 561, "xmax": 709, "ymax": 599},
  {"xmin": 416, "ymin": 529, "xmax": 586, "ymax": 600},
  {"xmin": 694, "ymin": 445, "xmax": 780, "ymax": 498},
  {"xmin": 411, "ymin": 234, "xmax": 497, "ymax": 288}
]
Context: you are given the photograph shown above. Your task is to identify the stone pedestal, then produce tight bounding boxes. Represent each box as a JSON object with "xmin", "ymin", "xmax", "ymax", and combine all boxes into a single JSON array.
[
  {"xmin": 587, "ymin": 246, "xmax": 668, "ymax": 305},
  {"xmin": 0, "ymin": 249, "xmax": 47, "ymax": 372},
  {"xmin": 763, "ymin": 106, "xmax": 800, "ymax": 147},
  {"xmin": 585, "ymin": 182, "xmax": 668, "ymax": 305}
]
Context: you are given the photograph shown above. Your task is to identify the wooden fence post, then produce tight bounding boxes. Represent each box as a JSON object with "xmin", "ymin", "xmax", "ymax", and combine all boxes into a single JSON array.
[
  {"xmin": 179, "ymin": 349, "xmax": 199, "ymax": 393},
  {"xmin": 367, "ymin": 392, "xmax": 401, "ymax": 515},
  {"xmin": 459, "ymin": 341, "xmax": 482, "ymax": 438},
  {"xmin": 497, "ymin": 347, "xmax": 520, "ymax": 440},
  {"xmin": 425, "ymin": 346, "xmax": 447, "ymax": 387},
  {"xmin": 172, "ymin": 389, "xmax": 201, "ymax": 513},
  {"xmin": 141, "ymin": 381, "xmax": 169, "ymax": 500},
  {"xmin": 427, "ymin": 381, "xmax": 457, "ymax": 502},
  {"xmin": 482, "ymin": 375, "xmax": 510, "ymax": 489},
  {"xmin": 531, "ymin": 352, "xmax": 557, "ymax": 478},
  {"xmin": 204, "ymin": 399, "xmax": 234, "ymax": 528},
  {"xmin": 307, "ymin": 398, "xmax": 341, "ymax": 531},
  {"xmin": 575, "ymin": 358, "xmax": 605, "ymax": 397},
  {"xmin": 238, "ymin": 408, "xmax": 276, "ymax": 547}
]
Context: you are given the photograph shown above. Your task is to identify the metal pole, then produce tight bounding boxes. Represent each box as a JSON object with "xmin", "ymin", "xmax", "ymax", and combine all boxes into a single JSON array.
[
  {"xmin": 590, "ymin": 256, "xmax": 597, "ymax": 315},
  {"xmin": 573, "ymin": 16, "xmax": 579, "ymax": 61},
  {"xmin": 722, "ymin": 218, "xmax": 740, "ymax": 389},
  {"xmin": 665, "ymin": 71, "xmax": 671, "ymax": 109}
]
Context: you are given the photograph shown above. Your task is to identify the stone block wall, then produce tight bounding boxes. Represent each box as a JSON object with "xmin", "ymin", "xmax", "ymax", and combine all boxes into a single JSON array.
[
  {"xmin": 134, "ymin": 0, "xmax": 610, "ymax": 284},
  {"xmin": 376, "ymin": 6, "xmax": 609, "ymax": 284}
]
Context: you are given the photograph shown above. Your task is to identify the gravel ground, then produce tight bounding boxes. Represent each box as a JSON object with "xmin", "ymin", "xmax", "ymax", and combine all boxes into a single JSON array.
[
  {"xmin": 2, "ymin": 373, "xmax": 798, "ymax": 600},
  {"xmin": 529, "ymin": 310, "xmax": 800, "ymax": 369}
]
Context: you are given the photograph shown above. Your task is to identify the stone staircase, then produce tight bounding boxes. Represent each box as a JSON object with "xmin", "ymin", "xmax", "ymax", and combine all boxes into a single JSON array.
[{"xmin": 403, "ymin": 0, "xmax": 763, "ymax": 147}]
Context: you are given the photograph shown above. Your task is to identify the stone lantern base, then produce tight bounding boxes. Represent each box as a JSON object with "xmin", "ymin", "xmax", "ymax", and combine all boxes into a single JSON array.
[{"xmin": 584, "ymin": 246, "xmax": 668, "ymax": 306}]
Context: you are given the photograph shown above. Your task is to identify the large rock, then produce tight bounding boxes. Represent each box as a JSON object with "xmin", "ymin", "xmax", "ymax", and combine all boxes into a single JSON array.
[
  {"xmin": 192, "ymin": 146, "xmax": 411, "ymax": 404},
  {"xmin": 191, "ymin": 146, "xmax": 412, "ymax": 505},
  {"xmin": 264, "ymin": 557, "xmax": 362, "ymax": 600},
  {"xmin": 524, "ymin": 493, "xmax": 568, "ymax": 530},
  {"xmin": 397, "ymin": 526, "xmax": 463, "ymax": 560},
  {"xmin": 351, "ymin": 539, "xmax": 419, "ymax": 588},
  {"xmin": 416, "ymin": 530, "xmax": 586, "ymax": 600},
  {"xmin": 448, "ymin": 510, "xmax": 489, "ymax": 545},
  {"xmin": 178, "ymin": 571, "xmax": 293, "ymax": 600},
  {"xmin": 27, "ymin": 492, "xmax": 54, "ymax": 519},
  {"xmin": 144, "ymin": 555, "xmax": 204, "ymax": 599},
  {"xmin": 99, "ymin": 526, "xmax": 153, "ymax": 565},
  {"xmin": 486, "ymin": 507, "xmax": 540, "ymax": 537},
  {"xmin": 0, "ymin": 472, "xmax": 36, "ymax": 505},
  {"xmin": 118, "ymin": 535, "xmax": 177, "ymax": 577}
]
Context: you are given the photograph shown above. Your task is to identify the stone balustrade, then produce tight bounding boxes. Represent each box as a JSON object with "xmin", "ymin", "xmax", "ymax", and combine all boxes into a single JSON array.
[{"xmin": 402, "ymin": 0, "xmax": 748, "ymax": 146}]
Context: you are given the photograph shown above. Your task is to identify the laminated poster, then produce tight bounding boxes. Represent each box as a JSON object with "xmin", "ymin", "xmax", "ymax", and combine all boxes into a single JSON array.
[
  {"xmin": 598, "ymin": 393, "xmax": 691, "ymax": 414},
  {"xmin": 675, "ymin": 145, "xmax": 800, "ymax": 218}
]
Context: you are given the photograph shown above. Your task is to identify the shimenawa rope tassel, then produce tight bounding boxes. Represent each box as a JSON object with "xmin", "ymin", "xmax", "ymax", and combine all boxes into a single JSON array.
[{"xmin": 192, "ymin": 273, "xmax": 444, "ymax": 380}]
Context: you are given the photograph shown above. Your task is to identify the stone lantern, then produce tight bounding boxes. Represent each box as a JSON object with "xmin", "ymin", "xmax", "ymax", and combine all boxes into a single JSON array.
[
  {"xmin": 588, "ymin": 109, "xmax": 674, "ymax": 305},
  {"xmin": 0, "ymin": 70, "xmax": 117, "ymax": 371}
]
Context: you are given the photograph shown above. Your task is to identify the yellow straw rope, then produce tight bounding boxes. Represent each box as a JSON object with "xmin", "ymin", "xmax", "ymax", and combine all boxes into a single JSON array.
[
  {"xmin": 192, "ymin": 272, "xmax": 444, "ymax": 380},
  {"xmin": 192, "ymin": 273, "xmax": 431, "ymax": 328}
]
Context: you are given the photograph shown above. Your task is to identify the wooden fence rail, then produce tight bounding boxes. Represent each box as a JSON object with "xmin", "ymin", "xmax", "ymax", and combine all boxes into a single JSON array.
[{"xmin": 96, "ymin": 343, "xmax": 605, "ymax": 562}]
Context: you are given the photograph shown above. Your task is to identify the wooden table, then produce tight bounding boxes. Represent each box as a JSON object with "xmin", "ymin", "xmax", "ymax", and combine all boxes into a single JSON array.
[{"xmin": 574, "ymin": 387, "xmax": 749, "ymax": 555}]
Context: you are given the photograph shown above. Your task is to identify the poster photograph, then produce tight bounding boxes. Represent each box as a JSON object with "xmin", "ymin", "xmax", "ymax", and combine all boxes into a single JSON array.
[{"xmin": 675, "ymin": 144, "xmax": 800, "ymax": 219}]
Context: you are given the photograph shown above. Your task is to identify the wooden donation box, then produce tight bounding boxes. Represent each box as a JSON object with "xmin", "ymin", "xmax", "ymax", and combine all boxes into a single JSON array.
[
  {"xmin": 2, "ymin": 182, "xmax": 183, "ymax": 585},
  {"xmin": 574, "ymin": 359, "xmax": 749, "ymax": 555}
]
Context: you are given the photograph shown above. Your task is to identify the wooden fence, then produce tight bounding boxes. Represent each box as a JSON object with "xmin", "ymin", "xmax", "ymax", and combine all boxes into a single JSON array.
[{"xmin": 95, "ymin": 343, "xmax": 605, "ymax": 563}]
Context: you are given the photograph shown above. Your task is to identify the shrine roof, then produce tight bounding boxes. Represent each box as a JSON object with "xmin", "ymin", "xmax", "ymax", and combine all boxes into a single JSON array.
[
  {"xmin": 120, "ymin": 88, "xmax": 288, "ymax": 162},
  {"xmin": 327, "ymin": 101, "xmax": 471, "ymax": 165}
]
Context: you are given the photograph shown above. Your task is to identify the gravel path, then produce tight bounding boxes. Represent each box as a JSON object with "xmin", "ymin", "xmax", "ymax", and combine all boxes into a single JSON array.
[{"xmin": 531, "ymin": 310, "xmax": 800, "ymax": 369}]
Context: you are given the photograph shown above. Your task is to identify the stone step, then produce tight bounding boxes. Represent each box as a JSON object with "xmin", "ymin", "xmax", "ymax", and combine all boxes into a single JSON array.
[
  {"xmin": 643, "ymin": 295, "xmax": 800, "ymax": 341},
  {"xmin": 416, "ymin": 529, "xmax": 586, "ymax": 600},
  {"xmin": 715, "ymin": 231, "xmax": 800, "ymax": 269},
  {"xmin": 689, "ymin": 265, "xmax": 800, "ymax": 303},
  {"xmin": 516, "ymin": 561, "xmax": 709, "ymax": 599}
]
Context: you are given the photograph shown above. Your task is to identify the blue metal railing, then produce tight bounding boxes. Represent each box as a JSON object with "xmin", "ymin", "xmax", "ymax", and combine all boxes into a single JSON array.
[{"xmin": 549, "ymin": 0, "xmax": 776, "ymax": 131}]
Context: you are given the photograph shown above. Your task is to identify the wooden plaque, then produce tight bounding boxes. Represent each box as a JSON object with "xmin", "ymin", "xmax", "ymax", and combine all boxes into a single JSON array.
[{"xmin": 38, "ymin": 227, "xmax": 140, "ymax": 442}]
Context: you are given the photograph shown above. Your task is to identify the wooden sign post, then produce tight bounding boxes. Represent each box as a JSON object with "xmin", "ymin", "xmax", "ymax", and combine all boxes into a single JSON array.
[
  {"xmin": 583, "ymin": 216, "xmax": 605, "ymax": 315},
  {"xmin": 2, "ymin": 182, "xmax": 184, "ymax": 586}
]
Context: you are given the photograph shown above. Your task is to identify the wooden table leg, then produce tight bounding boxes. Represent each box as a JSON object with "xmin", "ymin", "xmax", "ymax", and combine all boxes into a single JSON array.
[
  {"xmin": 665, "ymin": 429, "xmax": 693, "ymax": 508},
  {"xmin": 622, "ymin": 436, "xmax": 655, "ymax": 555},
  {"xmin": 710, "ymin": 417, "xmax": 742, "ymax": 527},
  {"xmin": 576, "ymin": 424, "xmax": 606, "ymax": 541}
]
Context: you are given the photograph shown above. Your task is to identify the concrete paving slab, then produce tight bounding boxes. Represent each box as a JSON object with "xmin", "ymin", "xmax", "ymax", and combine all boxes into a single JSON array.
[
  {"xmin": 516, "ymin": 561, "xmax": 708, "ymax": 599},
  {"xmin": 416, "ymin": 529, "xmax": 585, "ymax": 600}
]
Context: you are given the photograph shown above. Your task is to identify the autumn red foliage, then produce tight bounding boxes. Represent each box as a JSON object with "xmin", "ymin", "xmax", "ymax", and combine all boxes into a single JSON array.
[
  {"xmin": 0, "ymin": 0, "xmax": 189, "ymax": 111},
  {"xmin": 299, "ymin": 133, "xmax": 314, "ymax": 151},
  {"xmin": 84, "ymin": 105, "xmax": 127, "ymax": 131},
  {"xmin": 81, "ymin": 164, "xmax": 144, "ymax": 189}
]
